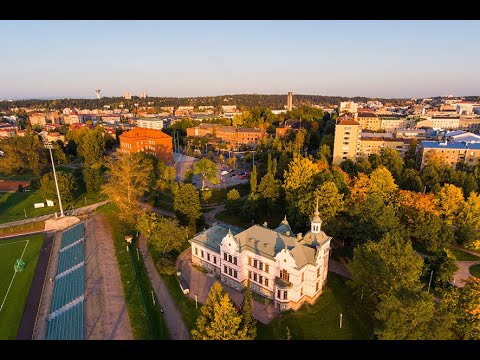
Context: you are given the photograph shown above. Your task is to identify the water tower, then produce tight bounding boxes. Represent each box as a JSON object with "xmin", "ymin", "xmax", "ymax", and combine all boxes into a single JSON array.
[{"xmin": 95, "ymin": 89, "xmax": 101, "ymax": 99}]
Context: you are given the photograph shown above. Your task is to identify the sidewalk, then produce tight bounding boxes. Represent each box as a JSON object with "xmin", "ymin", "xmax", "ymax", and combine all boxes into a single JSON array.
[{"xmin": 138, "ymin": 234, "xmax": 191, "ymax": 340}]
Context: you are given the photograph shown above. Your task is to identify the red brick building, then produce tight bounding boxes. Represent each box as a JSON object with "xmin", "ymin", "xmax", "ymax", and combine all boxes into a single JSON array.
[
  {"xmin": 186, "ymin": 124, "xmax": 265, "ymax": 149},
  {"xmin": 119, "ymin": 128, "xmax": 173, "ymax": 163}
]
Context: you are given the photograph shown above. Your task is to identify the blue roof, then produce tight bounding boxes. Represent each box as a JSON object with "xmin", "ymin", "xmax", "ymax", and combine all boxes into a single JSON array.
[{"xmin": 421, "ymin": 141, "xmax": 480, "ymax": 150}]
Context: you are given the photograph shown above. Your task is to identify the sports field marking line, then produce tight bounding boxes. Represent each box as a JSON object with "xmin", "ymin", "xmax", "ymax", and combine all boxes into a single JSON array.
[
  {"xmin": 0, "ymin": 239, "xmax": 29, "ymax": 312},
  {"xmin": 0, "ymin": 239, "xmax": 28, "ymax": 247}
]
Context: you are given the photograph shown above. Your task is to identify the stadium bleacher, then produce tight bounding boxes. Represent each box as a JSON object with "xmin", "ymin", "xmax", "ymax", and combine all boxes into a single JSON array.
[{"xmin": 45, "ymin": 222, "xmax": 86, "ymax": 340}]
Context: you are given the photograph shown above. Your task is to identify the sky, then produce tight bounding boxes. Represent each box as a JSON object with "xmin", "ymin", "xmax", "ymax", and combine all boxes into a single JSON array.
[{"xmin": 0, "ymin": 20, "xmax": 479, "ymax": 100}]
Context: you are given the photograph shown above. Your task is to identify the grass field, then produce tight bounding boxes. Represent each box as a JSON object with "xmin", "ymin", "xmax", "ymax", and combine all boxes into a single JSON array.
[
  {"xmin": 0, "ymin": 234, "xmax": 45, "ymax": 340},
  {"xmin": 449, "ymin": 248, "xmax": 480, "ymax": 261},
  {"xmin": 0, "ymin": 172, "xmax": 35, "ymax": 181},
  {"xmin": 256, "ymin": 273, "xmax": 373, "ymax": 340},
  {"xmin": 0, "ymin": 190, "xmax": 106, "ymax": 224},
  {"xmin": 97, "ymin": 203, "xmax": 169, "ymax": 340},
  {"xmin": 470, "ymin": 264, "xmax": 480, "ymax": 278}
]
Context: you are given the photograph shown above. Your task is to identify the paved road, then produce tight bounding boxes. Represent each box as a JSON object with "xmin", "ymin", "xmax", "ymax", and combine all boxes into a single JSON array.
[
  {"xmin": 138, "ymin": 234, "xmax": 191, "ymax": 340},
  {"xmin": 453, "ymin": 260, "xmax": 480, "ymax": 288},
  {"xmin": 0, "ymin": 231, "xmax": 55, "ymax": 340},
  {"xmin": 0, "ymin": 200, "xmax": 111, "ymax": 229}
]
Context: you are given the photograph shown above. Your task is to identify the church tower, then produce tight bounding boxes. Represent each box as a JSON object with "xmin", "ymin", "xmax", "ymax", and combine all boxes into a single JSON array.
[{"xmin": 311, "ymin": 198, "xmax": 322, "ymax": 234}]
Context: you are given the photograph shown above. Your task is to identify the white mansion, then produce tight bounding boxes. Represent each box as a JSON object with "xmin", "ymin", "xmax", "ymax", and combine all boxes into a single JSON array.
[{"xmin": 189, "ymin": 203, "xmax": 332, "ymax": 311}]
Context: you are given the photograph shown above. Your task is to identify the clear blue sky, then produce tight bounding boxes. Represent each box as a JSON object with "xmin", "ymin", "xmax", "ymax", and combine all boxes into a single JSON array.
[{"xmin": 1, "ymin": 20, "xmax": 479, "ymax": 99}]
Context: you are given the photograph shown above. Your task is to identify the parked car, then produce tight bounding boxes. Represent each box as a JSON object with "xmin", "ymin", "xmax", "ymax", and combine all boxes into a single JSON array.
[{"xmin": 221, "ymin": 170, "xmax": 229, "ymax": 176}]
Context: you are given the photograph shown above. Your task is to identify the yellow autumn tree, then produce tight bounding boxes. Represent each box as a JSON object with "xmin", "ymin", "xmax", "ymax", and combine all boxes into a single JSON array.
[{"xmin": 436, "ymin": 184, "xmax": 465, "ymax": 225}]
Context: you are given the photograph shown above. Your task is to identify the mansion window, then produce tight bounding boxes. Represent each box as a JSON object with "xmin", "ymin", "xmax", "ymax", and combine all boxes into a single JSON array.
[
  {"xmin": 258, "ymin": 261, "xmax": 263, "ymax": 271},
  {"xmin": 201, "ymin": 250, "xmax": 204, "ymax": 258},
  {"xmin": 317, "ymin": 268, "xmax": 320, "ymax": 278},
  {"xmin": 265, "ymin": 278, "xmax": 269, "ymax": 287},
  {"xmin": 259, "ymin": 275, "xmax": 263, "ymax": 284},
  {"xmin": 277, "ymin": 290, "xmax": 281, "ymax": 299},
  {"xmin": 253, "ymin": 273, "xmax": 257, "ymax": 282},
  {"xmin": 316, "ymin": 282, "xmax": 319, "ymax": 292},
  {"xmin": 301, "ymin": 273, "xmax": 304, "ymax": 282},
  {"xmin": 194, "ymin": 247, "xmax": 198, "ymax": 256},
  {"xmin": 224, "ymin": 253, "xmax": 227, "ymax": 261},
  {"xmin": 253, "ymin": 259, "xmax": 257, "ymax": 268},
  {"xmin": 207, "ymin": 253, "xmax": 210, "ymax": 262},
  {"xmin": 228, "ymin": 254, "xmax": 233, "ymax": 263},
  {"xmin": 265, "ymin": 264, "xmax": 269, "ymax": 273},
  {"xmin": 248, "ymin": 257, "xmax": 252, "ymax": 266},
  {"xmin": 283, "ymin": 291, "xmax": 288, "ymax": 300},
  {"xmin": 233, "ymin": 257, "xmax": 237, "ymax": 265},
  {"xmin": 213, "ymin": 256, "xmax": 216, "ymax": 264},
  {"xmin": 280, "ymin": 269, "xmax": 290, "ymax": 282},
  {"xmin": 300, "ymin": 287, "xmax": 304, "ymax": 296}
]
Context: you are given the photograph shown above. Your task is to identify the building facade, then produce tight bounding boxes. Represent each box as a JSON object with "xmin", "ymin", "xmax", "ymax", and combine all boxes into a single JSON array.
[
  {"xmin": 186, "ymin": 124, "xmax": 265, "ymax": 149},
  {"xmin": 189, "ymin": 204, "xmax": 331, "ymax": 311},
  {"xmin": 332, "ymin": 118, "xmax": 361, "ymax": 165},
  {"xmin": 418, "ymin": 139, "xmax": 480, "ymax": 169},
  {"xmin": 136, "ymin": 118, "xmax": 164, "ymax": 130},
  {"xmin": 357, "ymin": 113, "xmax": 381, "ymax": 130},
  {"xmin": 119, "ymin": 128, "xmax": 173, "ymax": 163}
]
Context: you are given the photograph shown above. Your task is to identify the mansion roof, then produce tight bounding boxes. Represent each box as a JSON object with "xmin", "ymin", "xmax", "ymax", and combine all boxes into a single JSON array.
[{"xmin": 190, "ymin": 218, "xmax": 331, "ymax": 269}]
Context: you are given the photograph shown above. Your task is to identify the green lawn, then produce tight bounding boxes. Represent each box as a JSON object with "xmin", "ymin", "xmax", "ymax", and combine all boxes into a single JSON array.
[
  {"xmin": 215, "ymin": 208, "xmax": 285, "ymax": 230},
  {"xmin": 97, "ymin": 203, "xmax": 169, "ymax": 340},
  {"xmin": 256, "ymin": 273, "xmax": 374, "ymax": 340},
  {"xmin": 470, "ymin": 265, "xmax": 480, "ymax": 278},
  {"xmin": 449, "ymin": 248, "xmax": 480, "ymax": 261},
  {"xmin": 412, "ymin": 242, "xmax": 437, "ymax": 257},
  {"xmin": 0, "ymin": 190, "xmax": 106, "ymax": 224},
  {"xmin": 0, "ymin": 234, "xmax": 45, "ymax": 340},
  {"xmin": 201, "ymin": 183, "xmax": 249, "ymax": 205},
  {"xmin": 0, "ymin": 172, "xmax": 35, "ymax": 181},
  {"xmin": 162, "ymin": 274, "xmax": 201, "ymax": 332},
  {"xmin": 0, "ymin": 222, "xmax": 45, "ymax": 237}
]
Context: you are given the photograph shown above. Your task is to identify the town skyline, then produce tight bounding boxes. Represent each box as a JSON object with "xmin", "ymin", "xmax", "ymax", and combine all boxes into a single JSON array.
[{"xmin": 1, "ymin": 20, "xmax": 479, "ymax": 99}]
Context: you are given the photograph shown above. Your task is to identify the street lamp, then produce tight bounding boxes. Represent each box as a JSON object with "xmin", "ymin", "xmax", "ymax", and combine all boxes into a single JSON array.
[{"xmin": 44, "ymin": 141, "xmax": 64, "ymax": 217}]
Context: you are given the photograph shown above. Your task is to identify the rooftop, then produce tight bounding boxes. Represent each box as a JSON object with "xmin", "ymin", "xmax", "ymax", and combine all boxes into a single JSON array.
[
  {"xmin": 337, "ymin": 120, "xmax": 360, "ymax": 126},
  {"xmin": 190, "ymin": 223, "xmax": 244, "ymax": 253},
  {"xmin": 120, "ymin": 128, "xmax": 172, "ymax": 139},
  {"xmin": 421, "ymin": 141, "xmax": 480, "ymax": 150}
]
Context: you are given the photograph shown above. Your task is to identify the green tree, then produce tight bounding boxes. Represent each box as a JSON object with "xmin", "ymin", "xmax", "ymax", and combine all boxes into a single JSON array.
[
  {"xmin": 369, "ymin": 166, "xmax": 398, "ymax": 201},
  {"xmin": 375, "ymin": 288, "xmax": 455, "ymax": 340},
  {"xmin": 193, "ymin": 158, "xmax": 219, "ymax": 191},
  {"xmin": 173, "ymin": 182, "xmax": 201, "ymax": 226},
  {"xmin": 226, "ymin": 188, "xmax": 241, "ymax": 212},
  {"xmin": 101, "ymin": 152, "xmax": 153, "ymax": 224},
  {"xmin": 201, "ymin": 189, "xmax": 212, "ymax": 204},
  {"xmin": 437, "ymin": 184, "xmax": 464, "ymax": 225},
  {"xmin": 409, "ymin": 211, "xmax": 453, "ymax": 252},
  {"xmin": 40, "ymin": 171, "xmax": 76, "ymax": 204},
  {"xmin": 316, "ymin": 144, "xmax": 331, "ymax": 163},
  {"xmin": 137, "ymin": 212, "xmax": 187, "ymax": 254},
  {"xmin": 81, "ymin": 128, "xmax": 105, "ymax": 168},
  {"xmin": 192, "ymin": 282, "xmax": 247, "ymax": 340},
  {"xmin": 444, "ymin": 277, "xmax": 480, "ymax": 339},
  {"xmin": 455, "ymin": 191, "xmax": 480, "ymax": 248},
  {"xmin": 379, "ymin": 148, "xmax": 404, "ymax": 181},
  {"xmin": 257, "ymin": 172, "xmax": 282, "ymax": 206},
  {"xmin": 82, "ymin": 167, "xmax": 104, "ymax": 193},
  {"xmin": 348, "ymin": 233, "xmax": 424, "ymax": 308},
  {"xmin": 423, "ymin": 248, "xmax": 458, "ymax": 289},
  {"xmin": 240, "ymin": 282, "xmax": 257, "ymax": 340}
]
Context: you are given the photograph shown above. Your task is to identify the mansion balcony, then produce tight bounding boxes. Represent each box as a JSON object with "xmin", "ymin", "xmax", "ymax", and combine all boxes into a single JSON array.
[{"xmin": 275, "ymin": 276, "xmax": 292, "ymax": 289}]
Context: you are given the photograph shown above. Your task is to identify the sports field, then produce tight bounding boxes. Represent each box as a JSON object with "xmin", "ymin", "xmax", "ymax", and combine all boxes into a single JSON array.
[{"xmin": 0, "ymin": 234, "xmax": 45, "ymax": 340}]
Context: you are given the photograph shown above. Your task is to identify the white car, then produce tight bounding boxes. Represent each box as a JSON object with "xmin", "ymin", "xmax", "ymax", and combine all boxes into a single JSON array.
[{"xmin": 220, "ymin": 170, "xmax": 229, "ymax": 176}]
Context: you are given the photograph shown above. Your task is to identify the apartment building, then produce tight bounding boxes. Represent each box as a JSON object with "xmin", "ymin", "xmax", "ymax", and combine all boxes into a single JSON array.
[
  {"xmin": 119, "ymin": 128, "xmax": 173, "ymax": 163},
  {"xmin": 332, "ymin": 118, "xmax": 361, "ymax": 165}
]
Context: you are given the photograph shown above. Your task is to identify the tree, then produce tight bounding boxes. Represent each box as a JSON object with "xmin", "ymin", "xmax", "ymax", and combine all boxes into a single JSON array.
[
  {"xmin": 173, "ymin": 183, "xmax": 201, "ymax": 226},
  {"xmin": 201, "ymin": 189, "xmax": 212, "ymax": 204},
  {"xmin": 314, "ymin": 182, "xmax": 344, "ymax": 223},
  {"xmin": 257, "ymin": 172, "xmax": 281, "ymax": 206},
  {"xmin": 240, "ymin": 282, "xmax": 257, "ymax": 340},
  {"xmin": 192, "ymin": 158, "xmax": 219, "ymax": 191},
  {"xmin": 399, "ymin": 168, "xmax": 424, "ymax": 193},
  {"xmin": 226, "ymin": 188, "xmax": 241, "ymax": 212},
  {"xmin": 348, "ymin": 233, "xmax": 424, "ymax": 308},
  {"xmin": 437, "ymin": 184, "xmax": 464, "ymax": 225},
  {"xmin": 101, "ymin": 152, "xmax": 153, "ymax": 224},
  {"xmin": 137, "ymin": 212, "xmax": 187, "ymax": 254},
  {"xmin": 40, "ymin": 171, "xmax": 76, "ymax": 204},
  {"xmin": 423, "ymin": 248, "xmax": 458, "ymax": 289},
  {"xmin": 81, "ymin": 128, "xmax": 105, "ymax": 168},
  {"xmin": 192, "ymin": 282, "xmax": 247, "ymax": 340},
  {"xmin": 369, "ymin": 166, "xmax": 398, "ymax": 201},
  {"xmin": 379, "ymin": 148, "xmax": 404, "ymax": 181},
  {"xmin": 82, "ymin": 167, "xmax": 104, "ymax": 193},
  {"xmin": 375, "ymin": 288, "xmax": 455, "ymax": 340},
  {"xmin": 444, "ymin": 277, "xmax": 480, "ymax": 339},
  {"xmin": 316, "ymin": 144, "xmax": 331, "ymax": 163},
  {"xmin": 456, "ymin": 191, "xmax": 480, "ymax": 248}
]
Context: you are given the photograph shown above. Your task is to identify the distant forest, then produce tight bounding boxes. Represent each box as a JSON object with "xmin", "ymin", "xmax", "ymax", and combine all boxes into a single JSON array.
[{"xmin": 0, "ymin": 94, "xmax": 414, "ymax": 112}]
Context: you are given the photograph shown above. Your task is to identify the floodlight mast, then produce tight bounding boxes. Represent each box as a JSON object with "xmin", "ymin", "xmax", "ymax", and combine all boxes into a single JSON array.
[{"xmin": 44, "ymin": 141, "xmax": 64, "ymax": 217}]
